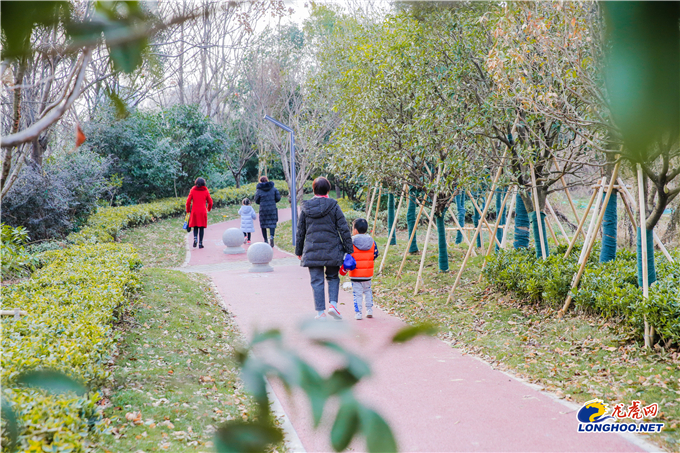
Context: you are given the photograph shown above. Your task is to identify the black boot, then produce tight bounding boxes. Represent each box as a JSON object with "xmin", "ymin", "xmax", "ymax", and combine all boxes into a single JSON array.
[
  {"xmin": 269, "ymin": 237, "xmax": 275, "ymax": 248},
  {"xmin": 193, "ymin": 238, "xmax": 197, "ymax": 248},
  {"xmin": 199, "ymin": 243, "xmax": 204, "ymax": 249}
]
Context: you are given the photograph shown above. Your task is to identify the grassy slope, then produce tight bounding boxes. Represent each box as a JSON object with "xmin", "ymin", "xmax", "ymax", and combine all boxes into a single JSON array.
[
  {"xmin": 278, "ymin": 216, "xmax": 679, "ymax": 451},
  {"xmin": 102, "ymin": 202, "xmax": 289, "ymax": 452},
  {"xmin": 100, "ymin": 269, "xmax": 258, "ymax": 452}
]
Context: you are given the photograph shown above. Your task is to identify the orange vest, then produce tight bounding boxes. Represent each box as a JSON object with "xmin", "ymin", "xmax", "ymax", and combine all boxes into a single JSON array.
[{"xmin": 348, "ymin": 243, "xmax": 376, "ymax": 279}]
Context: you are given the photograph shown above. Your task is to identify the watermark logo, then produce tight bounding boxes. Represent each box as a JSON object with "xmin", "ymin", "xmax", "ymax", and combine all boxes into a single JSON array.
[
  {"xmin": 576, "ymin": 399, "xmax": 664, "ymax": 433},
  {"xmin": 577, "ymin": 399, "xmax": 612, "ymax": 424}
]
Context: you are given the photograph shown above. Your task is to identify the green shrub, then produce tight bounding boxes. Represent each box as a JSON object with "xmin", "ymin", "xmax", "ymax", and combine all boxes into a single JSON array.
[
  {"xmin": 1, "ymin": 243, "xmax": 141, "ymax": 451},
  {"xmin": 484, "ymin": 246, "xmax": 680, "ymax": 346},
  {"xmin": 642, "ymin": 258, "xmax": 680, "ymax": 347},
  {"xmin": 1, "ymin": 224, "xmax": 40, "ymax": 278}
]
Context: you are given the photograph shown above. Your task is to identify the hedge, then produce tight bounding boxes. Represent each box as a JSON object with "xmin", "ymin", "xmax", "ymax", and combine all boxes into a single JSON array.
[
  {"xmin": 1, "ymin": 243, "xmax": 142, "ymax": 451},
  {"xmin": 483, "ymin": 245, "xmax": 680, "ymax": 347}
]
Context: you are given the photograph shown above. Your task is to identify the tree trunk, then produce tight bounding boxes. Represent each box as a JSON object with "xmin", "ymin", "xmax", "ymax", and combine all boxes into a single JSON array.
[
  {"xmin": 178, "ymin": 8, "xmax": 185, "ymax": 105},
  {"xmin": 387, "ymin": 193, "xmax": 396, "ymax": 245},
  {"xmin": 514, "ymin": 191, "xmax": 530, "ymax": 249},
  {"xmin": 31, "ymin": 135, "xmax": 48, "ymax": 167},
  {"xmin": 436, "ymin": 212, "xmax": 449, "ymax": 272},
  {"xmin": 455, "ymin": 192, "xmax": 465, "ymax": 244},
  {"xmin": 472, "ymin": 191, "xmax": 484, "ymax": 248},
  {"xmin": 1, "ymin": 59, "xmax": 27, "ymax": 190},
  {"xmin": 530, "ymin": 210, "xmax": 549, "ymax": 258},
  {"xmin": 600, "ymin": 155, "xmax": 619, "ymax": 262},
  {"xmin": 662, "ymin": 198, "xmax": 680, "ymax": 243},
  {"xmin": 406, "ymin": 187, "xmax": 419, "ymax": 253},
  {"xmin": 637, "ymin": 228, "xmax": 657, "ymax": 286},
  {"xmin": 495, "ymin": 187, "xmax": 507, "ymax": 251},
  {"xmin": 600, "ymin": 191, "xmax": 618, "ymax": 262}
]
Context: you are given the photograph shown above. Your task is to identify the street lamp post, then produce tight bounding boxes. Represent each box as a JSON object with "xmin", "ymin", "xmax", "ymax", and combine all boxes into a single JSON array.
[{"xmin": 263, "ymin": 115, "xmax": 297, "ymax": 246}]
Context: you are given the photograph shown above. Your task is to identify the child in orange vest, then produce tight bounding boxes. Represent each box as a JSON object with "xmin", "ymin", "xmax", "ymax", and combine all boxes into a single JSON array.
[{"xmin": 345, "ymin": 218, "xmax": 378, "ymax": 320}]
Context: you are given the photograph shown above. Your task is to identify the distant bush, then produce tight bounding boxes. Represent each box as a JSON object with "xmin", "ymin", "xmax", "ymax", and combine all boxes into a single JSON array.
[
  {"xmin": 85, "ymin": 104, "xmax": 228, "ymax": 203},
  {"xmin": 1, "ymin": 151, "xmax": 113, "ymax": 240}
]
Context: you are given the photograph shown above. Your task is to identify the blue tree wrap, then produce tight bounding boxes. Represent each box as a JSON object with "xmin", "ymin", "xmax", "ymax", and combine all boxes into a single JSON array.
[
  {"xmin": 455, "ymin": 192, "xmax": 466, "ymax": 244},
  {"xmin": 514, "ymin": 193, "xmax": 530, "ymax": 249},
  {"xmin": 636, "ymin": 228, "xmax": 657, "ymax": 286},
  {"xmin": 407, "ymin": 187, "xmax": 419, "ymax": 253},
  {"xmin": 387, "ymin": 193, "xmax": 397, "ymax": 245},
  {"xmin": 472, "ymin": 192, "xmax": 484, "ymax": 248},
  {"xmin": 495, "ymin": 188, "xmax": 508, "ymax": 251},
  {"xmin": 436, "ymin": 212, "xmax": 449, "ymax": 272},
  {"xmin": 529, "ymin": 210, "xmax": 550, "ymax": 258},
  {"xmin": 599, "ymin": 191, "xmax": 618, "ymax": 262}
]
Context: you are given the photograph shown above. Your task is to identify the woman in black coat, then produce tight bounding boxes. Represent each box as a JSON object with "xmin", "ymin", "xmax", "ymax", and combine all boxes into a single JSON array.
[
  {"xmin": 295, "ymin": 177, "xmax": 353, "ymax": 321},
  {"xmin": 254, "ymin": 176, "xmax": 281, "ymax": 246}
]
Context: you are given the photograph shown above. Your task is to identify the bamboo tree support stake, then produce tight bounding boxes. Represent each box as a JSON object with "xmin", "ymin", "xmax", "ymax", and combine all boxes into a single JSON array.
[
  {"xmin": 500, "ymin": 187, "xmax": 517, "ymax": 249},
  {"xmin": 477, "ymin": 186, "xmax": 513, "ymax": 282},
  {"xmin": 370, "ymin": 185, "xmax": 383, "ymax": 235},
  {"xmin": 447, "ymin": 151, "xmax": 507, "ymax": 302},
  {"xmin": 414, "ymin": 167, "xmax": 442, "ymax": 295},
  {"xmin": 378, "ymin": 185, "xmax": 406, "ymax": 274},
  {"xmin": 466, "ymin": 191, "xmax": 502, "ymax": 249},
  {"xmin": 365, "ymin": 185, "xmax": 378, "ymax": 218},
  {"xmin": 578, "ymin": 177, "xmax": 607, "ymax": 265},
  {"xmin": 553, "ymin": 158, "xmax": 585, "ymax": 239},
  {"xmin": 397, "ymin": 195, "xmax": 426, "ymax": 278},
  {"xmin": 546, "ymin": 198, "xmax": 570, "ymax": 244},
  {"xmin": 447, "ymin": 205, "xmax": 478, "ymax": 257},
  {"xmin": 529, "ymin": 162, "xmax": 548, "ymax": 260},
  {"xmin": 617, "ymin": 178, "xmax": 674, "ymax": 263},
  {"xmin": 559, "ymin": 162, "xmax": 620, "ymax": 317},
  {"xmin": 564, "ymin": 179, "xmax": 602, "ymax": 259},
  {"xmin": 637, "ymin": 165, "xmax": 652, "ymax": 348}
]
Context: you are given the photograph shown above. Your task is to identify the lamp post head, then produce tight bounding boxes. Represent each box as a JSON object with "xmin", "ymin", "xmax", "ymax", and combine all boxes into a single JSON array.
[{"xmin": 263, "ymin": 115, "xmax": 292, "ymax": 133}]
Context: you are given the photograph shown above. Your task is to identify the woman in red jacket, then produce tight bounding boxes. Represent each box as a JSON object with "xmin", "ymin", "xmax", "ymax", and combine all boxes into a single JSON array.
[{"xmin": 186, "ymin": 177, "xmax": 213, "ymax": 248}]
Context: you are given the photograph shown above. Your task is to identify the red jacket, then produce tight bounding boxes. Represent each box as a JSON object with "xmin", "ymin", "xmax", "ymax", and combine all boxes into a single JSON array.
[{"xmin": 186, "ymin": 186, "xmax": 213, "ymax": 228}]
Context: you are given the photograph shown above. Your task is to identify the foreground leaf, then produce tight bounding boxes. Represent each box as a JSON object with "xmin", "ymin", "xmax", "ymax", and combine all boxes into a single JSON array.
[
  {"xmin": 360, "ymin": 407, "xmax": 398, "ymax": 453},
  {"xmin": 16, "ymin": 370, "xmax": 86, "ymax": 395},
  {"xmin": 214, "ymin": 421, "xmax": 283, "ymax": 453},
  {"xmin": 331, "ymin": 397, "xmax": 360, "ymax": 452},
  {"xmin": 391, "ymin": 323, "xmax": 439, "ymax": 343}
]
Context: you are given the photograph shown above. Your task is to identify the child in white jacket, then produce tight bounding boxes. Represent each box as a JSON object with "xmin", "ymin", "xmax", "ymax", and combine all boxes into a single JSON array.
[{"xmin": 239, "ymin": 198, "xmax": 257, "ymax": 244}]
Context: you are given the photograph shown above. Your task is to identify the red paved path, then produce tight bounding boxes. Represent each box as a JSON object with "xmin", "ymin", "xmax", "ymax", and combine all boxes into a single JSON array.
[{"xmin": 183, "ymin": 211, "xmax": 655, "ymax": 453}]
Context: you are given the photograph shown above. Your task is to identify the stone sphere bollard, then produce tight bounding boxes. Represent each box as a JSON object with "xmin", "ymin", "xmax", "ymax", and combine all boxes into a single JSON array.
[
  {"xmin": 222, "ymin": 228, "xmax": 246, "ymax": 254},
  {"xmin": 247, "ymin": 242, "xmax": 274, "ymax": 272}
]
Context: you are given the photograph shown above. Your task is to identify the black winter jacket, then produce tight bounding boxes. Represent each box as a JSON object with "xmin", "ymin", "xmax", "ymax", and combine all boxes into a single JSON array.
[
  {"xmin": 254, "ymin": 182, "xmax": 281, "ymax": 229},
  {"xmin": 295, "ymin": 197, "xmax": 353, "ymax": 267}
]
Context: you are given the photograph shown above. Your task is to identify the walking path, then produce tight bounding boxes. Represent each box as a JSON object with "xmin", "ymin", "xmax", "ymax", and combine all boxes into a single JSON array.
[{"xmin": 180, "ymin": 209, "xmax": 657, "ymax": 453}]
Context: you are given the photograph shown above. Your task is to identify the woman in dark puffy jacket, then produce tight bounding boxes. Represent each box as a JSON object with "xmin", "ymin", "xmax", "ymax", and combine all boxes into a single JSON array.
[
  {"xmin": 254, "ymin": 176, "xmax": 281, "ymax": 247},
  {"xmin": 295, "ymin": 177, "xmax": 353, "ymax": 321}
]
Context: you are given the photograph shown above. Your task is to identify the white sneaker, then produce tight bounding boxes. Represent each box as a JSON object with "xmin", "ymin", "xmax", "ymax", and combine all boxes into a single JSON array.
[
  {"xmin": 315, "ymin": 313, "xmax": 327, "ymax": 321},
  {"xmin": 327, "ymin": 305, "xmax": 342, "ymax": 320},
  {"xmin": 366, "ymin": 308, "xmax": 373, "ymax": 318},
  {"xmin": 355, "ymin": 312, "xmax": 362, "ymax": 320}
]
